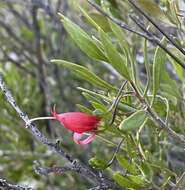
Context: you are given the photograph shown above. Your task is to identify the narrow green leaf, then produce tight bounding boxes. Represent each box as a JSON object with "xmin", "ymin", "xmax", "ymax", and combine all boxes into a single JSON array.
[
  {"xmin": 90, "ymin": 101, "xmax": 107, "ymax": 112},
  {"xmin": 77, "ymin": 87, "xmax": 137, "ymax": 113},
  {"xmin": 143, "ymin": 39, "xmax": 151, "ymax": 97},
  {"xmin": 160, "ymin": 68, "xmax": 181, "ymax": 99},
  {"xmin": 82, "ymin": 92, "xmax": 102, "ymax": 104},
  {"xmin": 149, "ymin": 162, "xmax": 177, "ymax": 177},
  {"xmin": 51, "ymin": 59, "xmax": 115, "ymax": 91},
  {"xmin": 79, "ymin": 7, "xmax": 99, "ymax": 30},
  {"xmin": 160, "ymin": 84, "xmax": 181, "ymax": 99},
  {"xmin": 99, "ymin": 29, "xmax": 131, "ymax": 80},
  {"xmin": 76, "ymin": 104, "xmax": 92, "ymax": 114},
  {"xmin": 127, "ymin": 175, "xmax": 146, "ymax": 185},
  {"xmin": 109, "ymin": 21, "xmax": 136, "ymax": 82},
  {"xmin": 139, "ymin": 161, "xmax": 153, "ymax": 180},
  {"xmin": 136, "ymin": 0, "xmax": 174, "ymax": 26},
  {"xmin": 152, "ymin": 37, "xmax": 166, "ymax": 105},
  {"xmin": 119, "ymin": 110, "xmax": 147, "ymax": 131},
  {"xmin": 148, "ymin": 94, "xmax": 169, "ymax": 122},
  {"xmin": 167, "ymin": 54, "xmax": 183, "ymax": 80},
  {"xmin": 89, "ymin": 157, "xmax": 107, "ymax": 170},
  {"xmin": 160, "ymin": 91, "xmax": 177, "ymax": 106},
  {"xmin": 113, "ymin": 172, "xmax": 141, "ymax": 189},
  {"xmin": 80, "ymin": 7, "xmax": 110, "ymax": 32},
  {"xmin": 109, "ymin": 21, "xmax": 131, "ymax": 57},
  {"xmin": 89, "ymin": 13, "xmax": 111, "ymax": 32},
  {"xmin": 117, "ymin": 155, "xmax": 138, "ymax": 174},
  {"xmin": 166, "ymin": 1, "xmax": 181, "ymax": 27},
  {"xmin": 58, "ymin": 14, "xmax": 107, "ymax": 61}
]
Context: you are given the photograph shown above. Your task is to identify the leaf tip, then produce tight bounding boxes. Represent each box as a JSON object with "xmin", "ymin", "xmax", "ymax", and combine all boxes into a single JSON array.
[
  {"xmin": 57, "ymin": 12, "xmax": 65, "ymax": 20},
  {"xmin": 50, "ymin": 59, "xmax": 59, "ymax": 63}
]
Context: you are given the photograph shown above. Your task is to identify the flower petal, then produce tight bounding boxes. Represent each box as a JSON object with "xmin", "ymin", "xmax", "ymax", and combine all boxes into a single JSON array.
[{"xmin": 73, "ymin": 132, "xmax": 95, "ymax": 145}]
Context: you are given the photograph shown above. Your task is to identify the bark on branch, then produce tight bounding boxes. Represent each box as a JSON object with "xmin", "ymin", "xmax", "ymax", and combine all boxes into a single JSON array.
[
  {"xmin": 0, "ymin": 74, "xmax": 119, "ymax": 189},
  {"xmin": 0, "ymin": 178, "xmax": 33, "ymax": 190}
]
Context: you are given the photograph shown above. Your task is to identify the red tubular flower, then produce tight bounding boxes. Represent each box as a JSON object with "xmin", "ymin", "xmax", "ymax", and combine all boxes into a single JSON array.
[{"xmin": 51, "ymin": 109, "xmax": 100, "ymax": 145}]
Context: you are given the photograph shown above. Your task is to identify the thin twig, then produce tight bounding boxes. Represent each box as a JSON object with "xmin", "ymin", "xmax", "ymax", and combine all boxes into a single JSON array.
[
  {"xmin": 128, "ymin": 0, "xmax": 185, "ymax": 56},
  {"xmin": 87, "ymin": 0, "xmax": 147, "ymax": 38},
  {"xmin": 33, "ymin": 161, "xmax": 73, "ymax": 175},
  {"xmin": 0, "ymin": 74, "xmax": 118, "ymax": 189},
  {"xmin": 88, "ymin": 186, "xmax": 116, "ymax": 190},
  {"xmin": 0, "ymin": 178, "xmax": 33, "ymax": 190},
  {"xmin": 108, "ymin": 81, "xmax": 127, "ymax": 112},
  {"xmin": 129, "ymin": 81, "xmax": 185, "ymax": 146},
  {"xmin": 172, "ymin": 172, "xmax": 185, "ymax": 190},
  {"xmin": 87, "ymin": 0, "xmax": 185, "ymax": 70},
  {"xmin": 108, "ymin": 81, "xmax": 127, "ymax": 125},
  {"xmin": 106, "ymin": 138, "xmax": 124, "ymax": 167},
  {"xmin": 130, "ymin": 15, "xmax": 185, "ymax": 70},
  {"xmin": 32, "ymin": 5, "xmax": 52, "ymax": 133}
]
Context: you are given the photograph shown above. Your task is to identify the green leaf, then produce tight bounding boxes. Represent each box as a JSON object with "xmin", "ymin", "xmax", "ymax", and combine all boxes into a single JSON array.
[
  {"xmin": 90, "ymin": 101, "xmax": 107, "ymax": 112},
  {"xmin": 119, "ymin": 110, "xmax": 147, "ymax": 131},
  {"xmin": 143, "ymin": 39, "xmax": 151, "ymax": 97},
  {"xmin": 89, "ymin": 157, "xmax": 107, "ymax": 170},
  {"xmin": 152, "ymin": 37, "xmax": 166, "ymax": 105},
  {"xmin": 82, "ymin": 92, "xmax": 102, "ymax": 104},
  {"xmin": 51, "ymin": 59, "xmax": 115, "ymax": 91},
  {"xmin": 166, "ymin": 1, "xmax": 181, "ymax": 27},
  {"xmin": 79, "ymin": 7, "xmax": 99, "ymax": 30},
  {"xmin": 160, "ymin": 91, "xmax": 177, "ymax": 106},
  {"xmin": 127, "ymin": 175, "xmax": 146, "ymax": 185},
  {"xmin": 149, "ymin": 95, "xmax": 169, "ymax": 122},
  {"xmin": 59, "ymin": 14, "xmax": 107, "ymax": 61},
  {"xmin": 113, "ymin": 172, "xmax": 142, "ymax": 189},
  {"xmin": 136, "ymin": 0, "xmax": 174, "ymax": 26},
  {"xmin": 80, "ymin": 7, "xmax": 110, "ymax": 32},
  {"xmin": 77, "ymin": 87, "xmax": 137, "ymax": 113},
  {"xmin": 160, "ymin": 69, "xmax": 181, "ymax": 99},
  {"xmin": 109, "ymin": 21, "xmax": 136, "ymax": 82},
  {"xmin": 160, "ymin": 84, "xmax": 181, "ymax": 99},
  {"xmin": 82, "ymin": 92, "xmax": 110, "ymax": 117},
  {"xmin": 109, "ymin": 21, "xmax": 130, "ymax": 53},
  {"xmin": 117, "ymin": 155, "xmax": 138, "ymax": 174},
  {"xmin": 167, "ymin": 54, "xmax": 183, "ymax": 80},
  {"xmin": 139, "ymin": 161, "xmax": 153, "ymax": 180},
  {"xmin": 89, "ymin": 13, "xmax": 111, "ymax": 32},
  {"xmin": 76, "ymin": 104, "xmax": 92, "ymax": 114},
  {"xmin": 99, "ymin": 29, "xmax": 131, "ymax": 80}
]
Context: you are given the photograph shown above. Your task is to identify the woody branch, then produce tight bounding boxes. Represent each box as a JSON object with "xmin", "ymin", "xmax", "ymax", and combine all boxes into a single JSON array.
[{"xmin": 0, "ymin": 74, "xmax": 119, "ymax": 190}]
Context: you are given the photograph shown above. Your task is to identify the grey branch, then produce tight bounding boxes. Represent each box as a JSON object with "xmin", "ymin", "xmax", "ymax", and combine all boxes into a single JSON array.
[
  {"xmin": 129, "ymin": 81, "xmax": 185, "ymax": 146},
  {"xmin": 0, "ymin": 178, "xmax": 33, "ymax": 190},
  {"xmin": 87, "ymin": 0, "xmax": 185, "ymax": 70},
  {"xmin": 0, "ymin": 74, "xmax": 118, "ymax": 189},
  {"xmin": 33, "ymin": 161, "xmax": 73, "ymax": 176},
  {"xmin": 127, "ymin": 0, "xmax": 185, "ymax": 57}
]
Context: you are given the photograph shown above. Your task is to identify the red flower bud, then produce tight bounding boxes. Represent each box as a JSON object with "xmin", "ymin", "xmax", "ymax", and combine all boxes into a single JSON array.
[{"xmin": 51, "ymin": 109, "xmax": 100, "ymax": 145}]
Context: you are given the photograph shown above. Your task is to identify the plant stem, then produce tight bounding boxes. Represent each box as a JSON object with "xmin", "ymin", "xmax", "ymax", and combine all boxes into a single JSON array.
[
  {"xmin": 172, "ymin": 172, "xmax": 185, "ymax": 190},
  {"xmin": 130, "ymin": 81, "xmax": 185, "ymax": 146},
  {"xmin": 87, "ymin": 0, "xmax": 185, "ymax": 70},
  {"xmin": 128, "ymin": 0, "xmax": 185, "ymax": 57},
  {"xmin": 0, "ymin": 74, "xmax": 118, "ymax": 189},
  {"xmin": 29, "ymin": 116, "xmax": 55, "ymax": 122}
]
